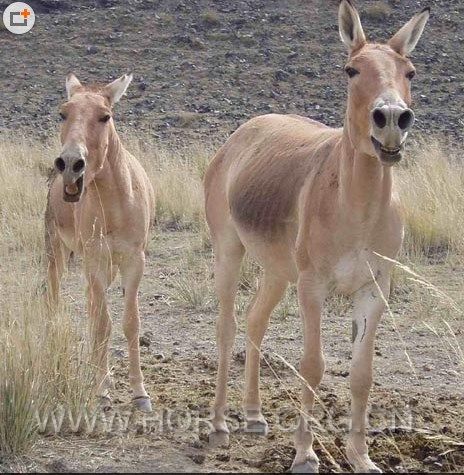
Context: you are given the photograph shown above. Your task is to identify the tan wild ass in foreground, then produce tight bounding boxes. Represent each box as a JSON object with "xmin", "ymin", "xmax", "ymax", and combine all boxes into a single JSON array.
[
  {"xmin": 204, "ymin": 1, "xmax": 430, "ymax": 472},
  {"xmin": 46, "ymin": 73, "xmax": 155, "ymax": 412}
]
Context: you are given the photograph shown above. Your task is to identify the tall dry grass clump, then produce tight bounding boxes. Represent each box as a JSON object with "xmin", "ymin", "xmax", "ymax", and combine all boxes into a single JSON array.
[
  {"xmin": 365, "ymin": 2, "xmax": 392, "ymax": 21},
  {"xmin": 0, "ymin": 136, "xmax": 56, "ymax": 260},
  {"xmin": 123, "ymin": 133, "xmax": 214, "ymax": 230},
  {"xmin": 0, "ymin": 279, "xmax": 93, "ymax": 454},
  {"xmin": 397, "ymin": 137, "xmax": 464, "ymax": 259},
  {"xmin": 0, "ymin": 134, "xmax": 93, "ymax": 456}
]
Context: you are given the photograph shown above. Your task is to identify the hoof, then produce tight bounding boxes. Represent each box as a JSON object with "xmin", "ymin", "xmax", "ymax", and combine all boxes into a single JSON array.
[
  {"xmin": 245, "ymin": 419, "xmax": 268, "ymax": 436},
  {"xmin": 364, "ymin": 466, "xmax": 382, "ymax": 474},
  {"xmin": 208, "ymin": 430, "xmax": 230, "ymax": 448},
  {"xmin": 98, "ymin": 396, "xmax": 112, "ymax": 412},
  {"xmin": 350, "ymin": 453, "xmax": 382, "ymax": 473},
  {"xmin": 132, "ymin": 395, "xmax": 152, "ymax": 413},
  {"xmin": 291, "ymin": 460, "xmax": 319, "ymax": 473}
]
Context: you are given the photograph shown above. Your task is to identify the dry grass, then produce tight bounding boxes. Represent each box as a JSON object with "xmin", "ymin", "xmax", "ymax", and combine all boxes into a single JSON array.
[
  {"xmin": 0, "ymin": 284, "xmax": 93, "ymax": 454},
  {"xmin": 170, "ymin": 267, "xmax": 213, "ymax": 310},
  {"xmin": 374, "ymin": 256, "xmax": 463, "ymax": 371},
  {"xmin": 0, "ymin": 136, "xmax": 55, "ymax": 260},
  {"xmin": 169, "ymin": 240, "xmax": 214, "ymax": 310},
  {"xmin": 124, "ymin": 133, "xmax": 213, "ymax": 230},
  {"xmin": 201, "ymin": 10, "xmax": 221, "ymax": 27},
  {"xmin": 397, "ymin": 137, "xmax": 464, "ymax": 259},
  {"xmin": 0, "ymin": 130, "xmax": 463, "ymax": 463},
  {"xmin": 0, "ymin": 136, "xmax": 93, "ymax": 455},
  {"xmin": 168, "ymin": 111, "xmax": 202, "ymax": 128},
  {"xmin": 365, "ymin": 2, "xmax": 392, "ymax": 21}
]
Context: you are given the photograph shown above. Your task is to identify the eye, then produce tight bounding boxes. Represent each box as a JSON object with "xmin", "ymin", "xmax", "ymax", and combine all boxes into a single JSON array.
[
  {"xmin": 99, "ymin": 114, "xmax": 111, "ymax": 123},
  {"xmin": 406, "ymin": 70, "xmax": 416, "ymax": 80},
  {"xmin": 345, "ymin": 67, "xmax": 359, "ymax": 78},
  {"xmin": 59, "ymin": 112, "xmax": 67, "ymax": 121}
]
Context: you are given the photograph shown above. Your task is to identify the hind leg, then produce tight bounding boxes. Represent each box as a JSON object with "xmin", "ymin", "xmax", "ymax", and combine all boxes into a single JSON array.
[
  {"xmin": 84, "ymin": 251, "xmax": 115, "ymax": 406},
  {"xmin": 292, "ymin": 271, "xmax": 327, "ymax": 473},
  {"xmin": 209, "ymin": 229, "xmax": 245, "ymax": 447},
  {"xmin": 45, "ymin": 219, "xmax": 70, "ymax": 307},
  {"xmin": 243, "ymin": 272, "xmax": 287, "ymax": 435}
]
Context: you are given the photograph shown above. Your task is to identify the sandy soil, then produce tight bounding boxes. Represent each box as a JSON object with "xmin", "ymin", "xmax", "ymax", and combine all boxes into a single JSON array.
[{"xmin": 2, "ymin": 230, "xmax": 460, "ymax": 473}]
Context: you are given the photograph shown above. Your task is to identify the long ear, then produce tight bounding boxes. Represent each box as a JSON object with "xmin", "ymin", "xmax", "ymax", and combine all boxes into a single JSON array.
[
  {"xmin": 389, "ymin": 7, "xmax": 430, "ymax": 56},
  {"xmin": 338, "ymin": 0, "xmax": 366, "ymax": 52},
  {"xmin": 103, "ymin": 73, "xmax": 133, "ymax": 106},
  {"xmin": 66, "ymin": 73, "xmax": 82, "ymax": 100}
]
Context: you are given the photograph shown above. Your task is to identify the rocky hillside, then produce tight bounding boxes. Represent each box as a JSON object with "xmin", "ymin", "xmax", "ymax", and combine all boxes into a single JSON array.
[{"xmin": 1, "ymin": 0, "xmax": 463, "ymax": 145}]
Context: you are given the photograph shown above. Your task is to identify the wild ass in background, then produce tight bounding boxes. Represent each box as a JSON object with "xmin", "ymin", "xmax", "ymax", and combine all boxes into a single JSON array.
[
  {"xmin": 45, "ymin": 73, "xmax": 155, "ymax": 412},
  {"xmin": 204, "ymin": 1, "xmax": 429, "ymax": 472}
]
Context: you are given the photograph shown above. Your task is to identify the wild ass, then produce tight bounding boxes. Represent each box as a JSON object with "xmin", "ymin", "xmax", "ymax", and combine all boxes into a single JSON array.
[
  {"xmin": 204, "ymin": 1, "xmax": 429, "ymax": 472},
  {"xmin": 45, "ymin": 73, "xmax": 155, "ymax": 412}
]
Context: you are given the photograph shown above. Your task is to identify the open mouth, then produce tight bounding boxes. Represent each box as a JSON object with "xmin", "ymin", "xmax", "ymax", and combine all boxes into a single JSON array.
[
  {"xmin": 371, "ymin": 136, "xmax": 403, "ymax": 165},
  {"xmin": 63, "ymin": 175, "xmax": 84, "ymax": 202}
]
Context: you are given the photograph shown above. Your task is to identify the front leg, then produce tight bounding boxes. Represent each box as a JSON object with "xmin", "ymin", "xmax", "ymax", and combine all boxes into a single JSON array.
[
  {"xmin": 119, "ymin": 251, "xmax": 151, "ymax": 412},
  {"xmin": 347, "ymin": 274, "xmax": 390, "ymax": 473}
]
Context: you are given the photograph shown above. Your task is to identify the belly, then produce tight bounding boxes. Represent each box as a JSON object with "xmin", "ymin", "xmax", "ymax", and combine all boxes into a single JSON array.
[{"xmin": 236, "ymin": 224, "xmax": 299, "ymax": 283}]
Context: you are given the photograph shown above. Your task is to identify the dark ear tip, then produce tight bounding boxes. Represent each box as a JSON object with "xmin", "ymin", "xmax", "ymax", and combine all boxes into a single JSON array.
[
  {"xmin": 340, "ymin": 0, "xmax": 354, "ymax": 6},
  {"xmin": 421, "ymin": 6, "xmax": 431, "ymax": 14}
]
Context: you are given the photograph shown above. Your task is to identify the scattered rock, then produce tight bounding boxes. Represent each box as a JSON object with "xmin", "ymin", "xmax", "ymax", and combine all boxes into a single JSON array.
[
  {"xmin": 86, "ymin": 45, "xmax": 99, "ymax": 55},
  {"xmin": 423, "ymin": 455, "xmax": 439, "ymax": 464},
  {"xmin": 111, "ymin": 348, "xmax": 125, "ymax": 358},
  {"xmin": 190, "ymin": 440, "xmax": 204, "ymax": 449},
  {"xmin": 274, "ymin": 69, "xmax": 290, "ymax": 81},
  {"xmin": 139, "ymin": 331, "xmax": 153, "ymax": 347},
  {"xmin": 45, "ymin": 459, "xmax": 70, "ymax": 473},
  {"xmin": 216, "ymin": 453, "xmax": 230, "ymax": 462},
  {"xmin": 188, "ymin": 453, "xmax": 205, "ymax": 465}
]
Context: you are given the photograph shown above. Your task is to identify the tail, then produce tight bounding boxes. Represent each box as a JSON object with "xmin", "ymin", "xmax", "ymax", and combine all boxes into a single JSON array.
[{"xmin": 44, "ymin": 168, "xmax": 58, "ymax": 263}]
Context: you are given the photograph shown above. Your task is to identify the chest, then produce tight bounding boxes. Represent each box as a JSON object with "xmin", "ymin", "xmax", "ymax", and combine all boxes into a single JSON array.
[{"xmin": 332, "ymin": 248, "xmax": 377, "ymax": 295}]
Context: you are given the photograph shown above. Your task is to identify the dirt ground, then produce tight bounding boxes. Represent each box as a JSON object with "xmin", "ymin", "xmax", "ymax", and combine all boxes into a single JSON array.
[
  {"xmin": 1, "ymin": 0, "xmax": 464, "ymax": 145},
  {"xmin": 1, "ymin": 230, "xmax": 461, "ymax": 473}
]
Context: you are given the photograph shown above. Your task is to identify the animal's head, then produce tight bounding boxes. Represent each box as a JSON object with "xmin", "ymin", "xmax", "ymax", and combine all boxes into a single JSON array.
[
  {"xmin": 54, "ymin": 73, "xmax": 133, "ymax": 202},
  {"xmin": 339, "ymin": 0, "xmax": 429, "ymax": 165}
]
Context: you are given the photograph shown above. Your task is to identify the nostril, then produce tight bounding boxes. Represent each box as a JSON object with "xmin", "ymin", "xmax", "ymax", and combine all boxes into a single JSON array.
[
  {"xmin": 54, "ymin": 157, "xmax": 66, "ymax": 173},
  {"xmin": 373, "ymin": 109, "xmax": 387, "ymax": 129},
  {"xmin": 398, "ymin": 110, "xmax": 415, "ymax": 130},
  {"xmin": 73, "ymin": 159, "xmax": 85, "ymax": 173}
]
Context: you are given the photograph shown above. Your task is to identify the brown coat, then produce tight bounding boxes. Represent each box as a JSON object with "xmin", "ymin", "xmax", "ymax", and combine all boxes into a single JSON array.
[
  {"xmin": 45, "ymin": 74, "xmax": 155, "ymax": 412},
  {"xmin": 204, "ymin": 2, "xmax": 430, "ymax": 472}
]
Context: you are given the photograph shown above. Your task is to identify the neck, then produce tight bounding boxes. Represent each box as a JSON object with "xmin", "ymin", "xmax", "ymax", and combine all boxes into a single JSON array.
[
  {"xmin": 339, "ymin": 123, "xmax": 393, "ymax": 219},
  {"xmin": 106, "ymin": 122, "xmax": 123, "ymax": 162},
  {"xmin": 94, "ymin": 122, "xmax": 125, "ymax": 183},
  {"xmin": 89, "ymin": 123, "xmax": 133, "ymax": 202}
]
